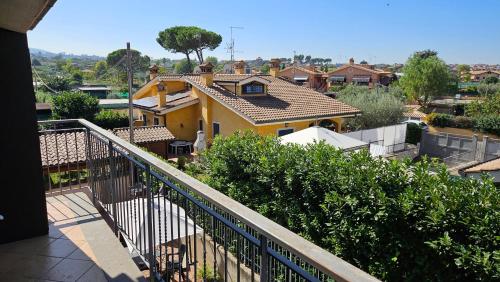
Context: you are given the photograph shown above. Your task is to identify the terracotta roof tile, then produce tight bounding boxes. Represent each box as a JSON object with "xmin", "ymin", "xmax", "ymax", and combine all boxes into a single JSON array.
[
  {"xmin": 184, "ymin": 74, "xmax": 361, "ymax": 124},
  {"xmin": 39, "ymin": 132, "xmax": 87, "ymax": 167},
  {"xmin": 280, "ymin": 65, "xmax": 324, "ymax": 75},
  {"xmin": 114, "ymin": 126, "xmax": 175, "ymax": 143},
  {"xmin": 463, "ymin": 157, "xmax": 500, "ymax": 173}
]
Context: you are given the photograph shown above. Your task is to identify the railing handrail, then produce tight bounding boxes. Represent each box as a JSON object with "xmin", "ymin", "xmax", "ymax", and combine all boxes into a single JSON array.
[{"xmin": 39, "ymin": 119, "xmax": 379, "ymax": 282}]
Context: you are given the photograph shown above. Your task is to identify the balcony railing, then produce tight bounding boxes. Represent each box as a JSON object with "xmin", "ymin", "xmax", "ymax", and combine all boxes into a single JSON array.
[{"xmin": 38, "ymin": 119, "xmax": 379, "ymax": 282}]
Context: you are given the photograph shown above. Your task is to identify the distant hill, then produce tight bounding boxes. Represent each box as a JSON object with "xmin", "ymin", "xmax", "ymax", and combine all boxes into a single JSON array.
[{"xmin": 30, "ymin": 48, "xmax": 104, "ymax": 60}]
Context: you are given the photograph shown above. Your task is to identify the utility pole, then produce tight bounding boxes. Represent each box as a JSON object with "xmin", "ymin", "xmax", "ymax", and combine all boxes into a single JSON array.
[{"xmin": 126, "ymin": 42, "xmax": 134, "ymax": 144}]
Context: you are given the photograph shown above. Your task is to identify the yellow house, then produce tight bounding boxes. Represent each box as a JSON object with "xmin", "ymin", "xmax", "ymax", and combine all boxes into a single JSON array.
[{"xmin": 132, "ymin": 59, "xmax": 361, "ymax": 142}]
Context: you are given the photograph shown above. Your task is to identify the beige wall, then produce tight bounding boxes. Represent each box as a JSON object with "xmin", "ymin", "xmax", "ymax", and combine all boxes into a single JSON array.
[{"xmin": 165, "ymin": 104, "xmax": 198, "ymax": 141}]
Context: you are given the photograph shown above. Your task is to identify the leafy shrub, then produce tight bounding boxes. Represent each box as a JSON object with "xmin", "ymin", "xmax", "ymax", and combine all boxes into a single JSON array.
[
  {"xmin": 93, "ymin": 110, "xmax": 129, "ymax": 129},
  {"xmin": 41, "ymin": 76, "xmax": 71, "ymax": 92},
  {"xmin": 473, "ymin": 114, "xmax": 500, "ymax": 136},
  {"xmin": 177, "ymin": 156, "xmax": 187, "ymax": 170},
  {"xmin": 405, "ymin": 123, "xmax": 422, "ymax": 144},
  {"xmin": 453, "ymin": 116, "xmax": 474, "ymax": 129},
  {"xmin": 197, "ymin": 265, "xmax": 220, "ymax": 282},
  {"xmin": 35, "ymin": 91, "xmax": 54, "ymax": 103},
  {"xmin": 428, "ymin": 113, "xmax": 454, "ymax": 127},
  {"xmin": 337, "ymin": 85, "xmax": 405, "ymax": 130},
  {"xmin": 202, "ymin": 131, "xmax": 499, "ymax": 281},
  {"xmin": 328, "ymin": 85, "xmax": 346, "ymax": 92},
  {"xmin": 465, "ymin": 94, "xmax": 500, "ymax": 118},
  {"xmin": 52, "ymin": 91, "xmax": 99, "ymax": 120}
]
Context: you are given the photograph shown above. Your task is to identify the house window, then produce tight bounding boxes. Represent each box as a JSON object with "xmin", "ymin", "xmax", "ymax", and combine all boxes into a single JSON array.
[
  {"xmin": 153, "ymin": 117, "xmax": 159, "ymax": 126},
  {"xmin": 142, "ymin": 114, "xmax": 147, "ymax": 126},
  {"xmin": 212, "ymin": 122, "xmax": 220, "ymax": 137},
  {"xmin": 242, "ymin": 82, "xmax": 264, "ymax": 94},
  {"xmin": 277, "ymin": 128, "xmax": 294, "ymax": 136},
  {"xmin": 199, "ymin": 120, "xmax": 203, "ymax": 131}
]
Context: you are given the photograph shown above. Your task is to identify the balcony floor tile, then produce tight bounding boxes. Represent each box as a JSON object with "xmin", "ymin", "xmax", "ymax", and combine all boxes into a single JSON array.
[{"xmin": 0, "ymin": 189, "xmax": 146, "ymax": 281}]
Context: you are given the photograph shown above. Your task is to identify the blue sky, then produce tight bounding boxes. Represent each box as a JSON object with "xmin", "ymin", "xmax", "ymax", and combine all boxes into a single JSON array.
[{"xmin": 28, "ymin": 0, "xmax": 500, "ymax": 64}]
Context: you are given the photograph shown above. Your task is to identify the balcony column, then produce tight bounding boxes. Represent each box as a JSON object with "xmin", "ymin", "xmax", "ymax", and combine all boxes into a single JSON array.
[{"xmin": 0, "ymin": 28, "xmax": 48, "ymax": 243}]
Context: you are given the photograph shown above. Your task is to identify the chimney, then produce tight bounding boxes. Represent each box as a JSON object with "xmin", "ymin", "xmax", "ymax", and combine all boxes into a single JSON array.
[
  {"xmin": 149, "ymin": 64, "xmax": 159, "ymax": 81},
  {"xmin": 234, "ymin": 60, "xmax": 245, "ymax": 74},
  {"xmin": 156, "ymin": 83, "xmax": 167, "ymax": 108},
  {"xmin": 269, "ymin": 58, "xmax": 281, "ymax": 77},
  {"xmin": 199, "ymin": 62, "xmax": 214, "ymax": 87},
  {"xmin": 349, "ymin": 58, "xmax": 354, "ymax": 65}
]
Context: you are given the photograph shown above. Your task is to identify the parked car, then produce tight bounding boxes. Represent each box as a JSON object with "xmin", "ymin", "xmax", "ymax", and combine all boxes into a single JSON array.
[{"xmin": 402, "ymin": 119, "xmax": 428, "ymax": 130}]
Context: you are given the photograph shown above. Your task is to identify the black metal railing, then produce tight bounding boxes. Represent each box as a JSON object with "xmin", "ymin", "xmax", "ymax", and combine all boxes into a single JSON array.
[{"xmin": 38, "ymin": 119, "xmax": 379, "ymax": 282}]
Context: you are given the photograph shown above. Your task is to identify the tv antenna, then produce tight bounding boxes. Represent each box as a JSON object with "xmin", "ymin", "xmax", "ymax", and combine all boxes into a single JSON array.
[{"xmin": 226, "ymin": 26, "xmax": 244, "ymax": 64}]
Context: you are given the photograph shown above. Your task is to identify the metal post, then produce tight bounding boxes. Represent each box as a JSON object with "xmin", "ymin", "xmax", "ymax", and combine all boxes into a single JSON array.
[
  {"xmin": 85, "ymin": 128, "xmax": 96, "ymax": 205},
  {"xmin": 126, "ymin": 43, "xmax": 136, "ymax": 187},
  {"xmin": 108, "ymin": 140, "xmax": 118, "ymax": 236},
  {"xmin": 144, "ymin": 164, "xmax": 155, "ymax": 280},
  {"xmin": 259, "ymin": 235, "xmax": 269, "ymax": 282},
  {"xmin": 126, "ymin": 42, "xmax": 134, "ymax": 144}
]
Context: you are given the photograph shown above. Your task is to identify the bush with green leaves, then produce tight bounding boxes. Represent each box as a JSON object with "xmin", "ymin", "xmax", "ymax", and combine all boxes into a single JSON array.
[
  {"xmin": 337, "ymin": 85, "xmax": 405, "ymax": 130},
  {"xmin": 428, "ymin": 113, "xmax": 455, "ymax": 127},
  {"xmin": 405, "ymin": 123, "xmax": 422, "ymax": 144},
  {"xmin": 51, "ymin": 91, "xmax": 99, "ymax": 120},
  {"xmin": 202, "ymin": 131, "xmax": 499, "ymax": 281},
  {"xmin": 35, "ymin": 91, "xmax": 54, "ymax": 103},
  {"xmin": 465, "ymin": 93, "xmax": 500, "ymax": 118},
  {"xmin": 453, "ymin": 116, "xmax": 474, "ymax": 129},
  {"xmin": 93, "ymin": 110, "xmax": 129, "ymax": 129},
  {"xmin": 473, "ymin": 114, "xmax": 500, "ymax": 136}
]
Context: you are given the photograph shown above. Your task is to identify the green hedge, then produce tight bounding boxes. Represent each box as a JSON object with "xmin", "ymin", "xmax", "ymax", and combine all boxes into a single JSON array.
[
  {"xmin": 428, "ymin": 112, "xmax": 499, "ymax": 136},
  {"xmin": 405, "ymin": 123, "xmax": 422, "ymax": 144},
  {"xmin": 474, "ymin": 114, "xmax": 500, "ymax": 136},
  {"xmin": 93, "ymin": 110, "xmax": 129, "ymax": 129},
  {"xmin": 202, "ymin": 131, "xmax": 499, "ymax": 281}
]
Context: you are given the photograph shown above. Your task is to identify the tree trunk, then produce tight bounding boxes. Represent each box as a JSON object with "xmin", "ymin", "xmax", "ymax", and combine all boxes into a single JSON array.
[
  {"xmin": 195, "ymin": 49, "xmax": 203, "ymax": 64},
  {"xmin": 184, "ymin": 53, "xmax": 192, "ymax": 72}
]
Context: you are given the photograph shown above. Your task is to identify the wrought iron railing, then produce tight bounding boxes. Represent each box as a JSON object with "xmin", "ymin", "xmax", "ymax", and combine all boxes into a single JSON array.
[{"xmin": 38, "ymin": 119, "xmax": 379, "ymax": 282}]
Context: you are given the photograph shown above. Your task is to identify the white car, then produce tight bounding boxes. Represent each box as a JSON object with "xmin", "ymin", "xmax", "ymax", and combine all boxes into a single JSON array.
[{"xmin": 402, "ymin": 119, "xmax": 428, "ymax": 130}]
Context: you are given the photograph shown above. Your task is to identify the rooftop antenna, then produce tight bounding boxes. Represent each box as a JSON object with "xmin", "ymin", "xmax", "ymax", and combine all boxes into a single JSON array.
[{"xmin": 226, "ymin": 26, "xmax": 243, "ymax": 72}]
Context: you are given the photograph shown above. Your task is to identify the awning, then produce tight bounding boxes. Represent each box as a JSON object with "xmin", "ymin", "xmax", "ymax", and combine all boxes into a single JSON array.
[
  {"xmin": 329, "ymin": 76, "xmax": 345, "ymax": 82},
  {"xmin": 293, "ymin": 76, "xmax": 309, "ymax": 81},
  {"xmin": 352, "ymin": 76, "xmax": 371, "ymax": 83}
]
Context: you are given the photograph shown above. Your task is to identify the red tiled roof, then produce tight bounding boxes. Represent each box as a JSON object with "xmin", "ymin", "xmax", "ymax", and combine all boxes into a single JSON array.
[
  {"xmin": 39, "ymin": 132, "xmax": 87, "ymax": 167},
  {"xmin": 114, "ymin": 126, "xmax": 175, "ymax": 143},
  {"xmin": 183, "ymin": 74, "xmax": 361, "ymax": 124},
  {"xmin": 280, "ymin": 65, "xmax": 324, "ymax": 75},
  {"xmin": 463, "ymin": 157, "xmax": 500, "ymax": 173}
]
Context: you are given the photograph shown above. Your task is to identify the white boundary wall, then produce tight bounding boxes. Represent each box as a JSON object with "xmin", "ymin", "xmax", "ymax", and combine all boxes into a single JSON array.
[{"xmin": 343, "ymin": 124, "xmax": 407, "ymax": 156}]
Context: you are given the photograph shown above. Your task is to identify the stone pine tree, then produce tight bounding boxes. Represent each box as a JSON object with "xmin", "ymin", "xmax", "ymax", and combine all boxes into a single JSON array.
[{"xmin": 156, "ymin": 26, "xmax": 222, "ymax": 71}]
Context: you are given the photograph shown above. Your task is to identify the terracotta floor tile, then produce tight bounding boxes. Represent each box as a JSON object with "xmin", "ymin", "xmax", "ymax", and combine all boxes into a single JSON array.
[
  {"xmin": 0, "ymin": 236, "xmax": 55, "ymax": 255},
  {"xmin": 7, "ymin": 255, "xmax": 63, "ymax": 279},
  {"xmin": 0, "ymin": 252, "xmax": 24, "ymax": 274},
  {"xmin": 37, "ymin": 238, "xmax": 84, "ymax": 258},
  {"xmin": 67, "ymin": 242, "xmax": 97, "ymax": 261},
  {"xmin": 76, "ymin": 264, "xmax": 107, "ymax": 282},
  {"xmin": 43, "ymin": 258, "xmax": 94, "ymax": 282},
  {"xmin": 62, "ymin": 226, "xmax": 87, "ymax": 241}
]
